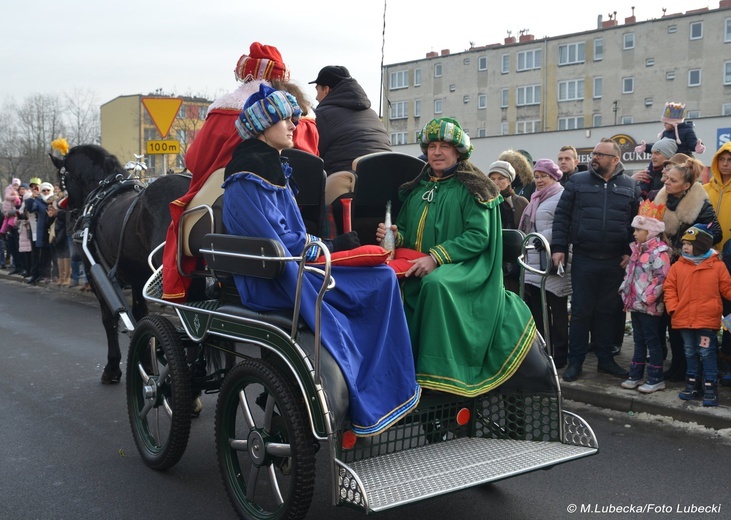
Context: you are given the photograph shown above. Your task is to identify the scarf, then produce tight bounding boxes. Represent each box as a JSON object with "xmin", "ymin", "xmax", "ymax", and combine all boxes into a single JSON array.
[{"xmin": 518, "ymin": 182, "xmax": 563, "ymax": 233}]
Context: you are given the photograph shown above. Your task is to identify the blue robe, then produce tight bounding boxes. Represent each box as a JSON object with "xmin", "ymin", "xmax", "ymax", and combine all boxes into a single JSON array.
[{"xmin": 222, "ymin": 139, "xmax": 420, "ymax": 436}]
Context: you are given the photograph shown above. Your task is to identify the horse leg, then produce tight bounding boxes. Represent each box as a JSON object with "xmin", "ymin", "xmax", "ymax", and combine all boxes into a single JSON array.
[
  {"xmin": 131, "ymin": 283, "xmax": 148, "ymax": 322},
  {"xmin": 89, "ymin": 280, "xmax": 123, "ymax": 384}
]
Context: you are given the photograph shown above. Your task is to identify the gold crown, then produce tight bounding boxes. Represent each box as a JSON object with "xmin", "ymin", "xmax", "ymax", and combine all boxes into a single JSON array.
[{"xmin": 637, "ymin": 199, "xmax": 666, "ymax": 220}]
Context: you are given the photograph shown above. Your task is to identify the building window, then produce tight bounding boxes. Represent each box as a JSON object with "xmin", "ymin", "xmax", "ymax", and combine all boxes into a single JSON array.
[
  {"xmin": 593, "ymin": 114, "xmax": 603, "ymax": 127},
  {"xmin": 500, "ymin": 121, "xmax": 509, "ymax": 135},
  {"xmin": 593, "ymin": 38, "xmax": 603, "ymax": 61},
  {"xmin": 517, "ymin": 49, "xmax": 542, "ymax": 71},
  {"xmin": 414, "ymin": 99, "xmax": 421, "ymax": 118},
  {"xmin": 726, "ymin": 18, "xmax": 731, "ymax": 42},
  {"xmin": 390, "ymin": 70, "xmax": 408, "ymax": 90},
  {"xmin": 593, "ymin": 76, "xmax": 603, "ymax": 99},
  {"xmin": 688, "ymin": 69, "xmax": 701, "ymax": 87},
  {"xmin": 690, "ymin": 21, "xmax": 703, "ymax": 40},
  {"xmin": 623, "ymin": 33, "xmax": 635, "ymax": 49},
  {"xmin": 724, "ymin": 60, "xmax": 731, "ymax": 85},
  {"xmin": 434, "ymin": 63, "xmax": 442, "ymax": 77},
  {"xmin": 646, "ymin": 58, "xmax": 655, "ymax": 67},
  {"xmin": 477, "ymin": 128, "xmax": 487, "ymax": 137},
  {"xmin": 687, "ymin": 110, "xmax": 700, "ymax": 119},
  {"xmin": 434, "ymin": 99, "xmax": 442, "ymax": 114},
  {"xmin": 645, "ymin": 98, "xmax": 654, "ymax": 106},
  {"xmin": 668, "ymin": 24, "xmax": 677, "ymax": 34},
  {"xmin": 389, "ymin": 101, "xmax": 408, "ymax": 120},
  {"xmin": 478, "ymin": 56, "xmax": 487, "ymax": 71},
  {"xmin": 501, "ymin": 88, "xmax": 509, "ymax": 108},
  {"xmin": 723, "ymin": 103, "xmax": 731, "ymax": 116},
  {"xmin": 414, "ymin": 131, "xmax": 421, "ymax": 142},
  {"xmin": 414, "ymin": 68, "xmax": 421, "ymax": 87},
  {"xmin": 478, "ymin": 94, "xmax": 487, "ymax": 109},
  {"xmin": 559, "ymin": 42, "xmax": 585, "ymax": 65},
  {"xmin": 501, "ymin": 54, "xmax": 510, "ymax": 74},
  {"xmin": 198, "ymin": 106, "xmax": 207, "ymax": 119},
  {"xmin": 621, "ymin": 116, "xmax": 634, "ymax": 124},
  {"xmin": 558, "ymin": 117, "xmax": 584, "ymax": 130},
  {"xmin": 390, "ymin": 132, "xmax": 408, "ymax": 145},
  {"xmin": 622, "ymin": 76, "xmax": 635, "ymax": 94},
  {"xmin": 558, "ymin": 79, "xmax": 584, "ymax": 101},
  {"xmin": 666, "ymin": 70, "xmax": 676, "ymax": 80},
  {"xmin": 516, "ymin": 85, "xmax": 541, "ymax": 106},
  {"xmin": 516, "ymin": 120, "xmax": 540, "ymax": 134}
]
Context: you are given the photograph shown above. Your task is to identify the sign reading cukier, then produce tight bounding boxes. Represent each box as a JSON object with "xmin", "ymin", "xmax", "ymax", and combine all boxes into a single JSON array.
[{"xmin": 141, "ymin": 97, "xmax": 183, "ymax": 138}]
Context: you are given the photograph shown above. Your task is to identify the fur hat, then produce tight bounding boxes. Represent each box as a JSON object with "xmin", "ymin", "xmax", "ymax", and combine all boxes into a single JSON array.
[
  {"xmin": 533, "ymin": 158, "xmax": 562, "ymax": 181},
  {"xmin": 308, "ymin": 65, "xmax": 351, "ymax": 88},
  {"xmin": 651, "ymin": 138, "xmax": 678, "ymax": 159},
  {"xmin": 39, "ymin": 182, "xmax": 55, "ymax": 202},
  {"xmin": 418, "ymin": 117, "xmax": 473, "ymax": 159},
  {"xmin": 498, "ymin": 149, "xmax": 534, "ymax": 188},
  {"xmin": 234, "ymin": 42, "xmax": 289, "ymax": 83},
  {"xmin": 488, "ymin": 160, "xmax": 515, "ymax": 182},
  {"xmin": 11, "ymin": 178, "xmax": 20, "ymax": 187},
  {"xmin": 631, "ymin": 200, "xmax": 666, "ymax": 239},
  {"xmin": 235, "ymin": 84, "xmax": 301, "ymax": 141},
  {"xmin": 681, "ymin": 223, "xmax": 714, "ymax": 256}
]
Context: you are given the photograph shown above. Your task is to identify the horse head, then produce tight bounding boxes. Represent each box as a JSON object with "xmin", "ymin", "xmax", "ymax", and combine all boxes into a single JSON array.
[{"xmin": 49, "ymin": 144, "xmax": 127, "ymax": 211}]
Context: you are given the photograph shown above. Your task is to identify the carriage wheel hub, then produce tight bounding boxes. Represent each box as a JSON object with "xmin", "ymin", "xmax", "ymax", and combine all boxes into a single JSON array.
[
  {"xmin": 247, "ymin": 430, "xmax": 266, "ymax": 466},
  {"xmin": 143, "ymin": 380, "xmax": 157, "ymax": 401}
]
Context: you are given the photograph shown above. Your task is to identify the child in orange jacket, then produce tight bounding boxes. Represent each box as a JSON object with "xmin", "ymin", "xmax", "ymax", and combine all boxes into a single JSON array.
[{"xmin": 664, "ymin": 223, "xmax": 731, "ymax": 406}]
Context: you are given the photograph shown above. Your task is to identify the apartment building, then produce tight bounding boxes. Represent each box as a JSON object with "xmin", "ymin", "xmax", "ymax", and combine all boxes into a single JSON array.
[{"xmin": 382, "ymin": 1, "xmax": 731, "ymax": 145}]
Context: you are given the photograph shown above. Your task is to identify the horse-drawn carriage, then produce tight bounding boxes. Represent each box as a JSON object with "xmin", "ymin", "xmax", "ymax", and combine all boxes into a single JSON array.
[{"xmin": 54, "ymin": 147, "xmax": 597, "ymax": 520}]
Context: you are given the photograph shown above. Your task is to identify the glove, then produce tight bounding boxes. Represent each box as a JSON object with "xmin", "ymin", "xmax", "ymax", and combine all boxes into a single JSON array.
[
  {"xmin": 532, "ymin": 237, "xmax": 545, "ymax": 252},
  {"xmin": 331, "ymin": 231, "xmax": 360, "ymax": 252},
  {"xmin": 634, "ymin": 140, "xmax": 646, "ymax": 154},
  {"xmin": 695, "ymin": 140, "xmax": 706, "ymax": 154}
]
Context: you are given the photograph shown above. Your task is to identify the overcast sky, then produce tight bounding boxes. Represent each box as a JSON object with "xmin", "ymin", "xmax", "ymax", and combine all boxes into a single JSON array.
[{"xmin": 1, "ymin": 0, "xmax": 708, "ymax": 114}]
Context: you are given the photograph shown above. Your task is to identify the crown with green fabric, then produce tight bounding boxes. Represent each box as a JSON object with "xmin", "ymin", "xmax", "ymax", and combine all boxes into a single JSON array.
[{"xmin": 418, "ymin": 117, "xmax": 473, "ymax": 159}]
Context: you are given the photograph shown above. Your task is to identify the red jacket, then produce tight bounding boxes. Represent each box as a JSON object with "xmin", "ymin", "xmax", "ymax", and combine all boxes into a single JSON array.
[{"xmin": 664, "ymin": 252, "xmax": 731, "ymax": 329}]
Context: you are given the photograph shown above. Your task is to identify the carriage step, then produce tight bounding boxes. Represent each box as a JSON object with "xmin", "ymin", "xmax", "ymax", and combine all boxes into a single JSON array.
[{"xmin": 337, "ymin": 437, "xmax": 596, "ymax": 513}]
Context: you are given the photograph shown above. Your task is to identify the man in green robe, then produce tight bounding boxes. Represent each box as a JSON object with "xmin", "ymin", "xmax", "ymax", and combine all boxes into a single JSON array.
[{"xmin": 378, "ymin": 117, "xmax": 536, "ymax": 396}]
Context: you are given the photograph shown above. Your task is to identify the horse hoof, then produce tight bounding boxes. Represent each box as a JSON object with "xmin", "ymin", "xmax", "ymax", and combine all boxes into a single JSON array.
[
  {"xmin": 101, "ymin": 369, "xmax": 122, "ymax": 385},
  {"xmin": 192, "ymin": 397, "xmax": 203, "ymax": 417}
]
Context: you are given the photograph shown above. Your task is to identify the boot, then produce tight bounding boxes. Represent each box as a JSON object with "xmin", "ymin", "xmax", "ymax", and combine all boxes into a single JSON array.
[
  {"xmin": 621, "ymin": 361, "xmax": 645, "ymax": 389},
  {"xmin": 678, "ymin": 375, "xmax": 700, "ymax": 400},
  {"xmin": 702, "ymin": 380, "xmax": 718, "ymax": 407},
  {"xmin": 638, "ymin": 364, "xmax": 665, "ymax": 394}
]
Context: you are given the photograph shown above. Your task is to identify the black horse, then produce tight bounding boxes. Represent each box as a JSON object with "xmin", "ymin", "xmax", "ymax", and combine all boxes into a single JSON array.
[{"xmin": 50, "ymin": 145, "xmax": 190, "ymax": 384}]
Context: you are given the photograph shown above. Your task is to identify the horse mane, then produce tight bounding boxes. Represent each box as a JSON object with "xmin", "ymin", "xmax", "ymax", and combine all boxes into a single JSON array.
[{"xmin": 66, "ymin": 144, "xmax": 126, "ymax": 179}]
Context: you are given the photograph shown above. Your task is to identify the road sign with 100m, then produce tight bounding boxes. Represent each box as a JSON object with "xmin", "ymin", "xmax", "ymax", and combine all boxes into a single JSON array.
[{"xmin": 146, "ymin": 140, "xmax": 180, "ymax": 155}]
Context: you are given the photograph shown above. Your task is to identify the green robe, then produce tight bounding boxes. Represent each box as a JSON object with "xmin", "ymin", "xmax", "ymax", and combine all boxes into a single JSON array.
[{"xmin": 396, "ymin": 161, "xmax": 535, "ymax": 396}]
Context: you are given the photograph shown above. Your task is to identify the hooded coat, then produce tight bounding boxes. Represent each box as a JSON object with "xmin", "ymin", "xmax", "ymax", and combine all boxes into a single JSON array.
[
  {"xmin": 703, "ymin": 141, "xmax": 731, "ymax": 247},
  {"xmin": 395, "ymin": 160, "xmax": 535, "ymax": 396},
  {"xmin": 314, "ymin": 78, "xmax": 391, "ymax": 174}
]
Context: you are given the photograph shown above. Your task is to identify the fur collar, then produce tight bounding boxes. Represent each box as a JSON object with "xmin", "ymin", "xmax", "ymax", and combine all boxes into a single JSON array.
[
  {"xmin": 400, "ymin": 160, "xmax": 499, "ymax": 202},
  {"xmin": 653, "ymin": 182, "xmax": 709, "ymax": 238},
  {"xmin": 224, "ymin": 139, "xmax": 286, "ymax": 186},
  {"xmin": 207, "ymin": 81, "xmax": 265, "ymax": 114}
]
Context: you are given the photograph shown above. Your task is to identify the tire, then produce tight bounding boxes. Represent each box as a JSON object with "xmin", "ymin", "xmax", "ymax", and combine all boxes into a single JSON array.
[
  {"xmin": 126, "ymin": 314, "xmax": 192, "ymax": 470},
  {"xmin": 215, "ymin": 359, "xmax": 316, "ymax": 520}
]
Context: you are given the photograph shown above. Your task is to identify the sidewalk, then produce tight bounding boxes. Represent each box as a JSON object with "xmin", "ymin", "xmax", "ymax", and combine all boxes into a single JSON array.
[
  {"xmin": 559, "ymin": 333, "xmax": 731, "ymax": 431},
  {"xmin": 2, "ymin": 268, "xmax": 730, "ymax": 430}
]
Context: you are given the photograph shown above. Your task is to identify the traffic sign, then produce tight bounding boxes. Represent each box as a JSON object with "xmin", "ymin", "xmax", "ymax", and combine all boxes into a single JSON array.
[
  {"xmin": 141, "ymin": 97, "xmax": 183, "ymax": 138},
  {"xmin": 146, "ymin": 140, "xmax": 180, "ymax": 155}
]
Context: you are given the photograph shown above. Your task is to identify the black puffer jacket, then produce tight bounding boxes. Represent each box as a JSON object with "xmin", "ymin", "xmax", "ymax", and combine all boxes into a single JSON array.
[
  {"xmin": 315, "ymin": 78, "xmax": 391, "ymax": 174},
  {"xmin": 552, "ymin": 164, "xmax": 641, "ymax": 259}
]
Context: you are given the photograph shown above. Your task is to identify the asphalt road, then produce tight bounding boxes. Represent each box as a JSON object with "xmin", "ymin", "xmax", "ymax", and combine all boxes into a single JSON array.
[{"xmin": 1, "ymin": 278, "xmax": 729, "ymax": 519}]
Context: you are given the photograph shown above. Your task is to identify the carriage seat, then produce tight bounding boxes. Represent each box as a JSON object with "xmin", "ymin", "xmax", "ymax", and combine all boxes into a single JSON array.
[{"xmin": 180, "ymin": 168, "xmax": 226, "ymax": 258}]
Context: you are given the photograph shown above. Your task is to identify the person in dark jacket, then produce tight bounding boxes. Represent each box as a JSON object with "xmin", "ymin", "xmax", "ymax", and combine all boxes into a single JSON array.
[
  {"xmin": 309, "ymin": 65, "xmax": 391, "ymax": 174},
  {"xmin": 551, "ymin": 138, "xmax": 641, "ymax": 382},
  {"xmin": 631, "ymin": 138, "xmax": 678, "ymax": 200},
  {"xmin": 634, "ymin": 102, "xmax": 706, "ymax": 157}
]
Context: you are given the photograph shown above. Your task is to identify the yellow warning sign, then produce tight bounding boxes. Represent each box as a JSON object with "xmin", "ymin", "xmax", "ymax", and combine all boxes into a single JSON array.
[{"xmin": 141, "ymin": 97, "xmax": 183, "ymax": 138}]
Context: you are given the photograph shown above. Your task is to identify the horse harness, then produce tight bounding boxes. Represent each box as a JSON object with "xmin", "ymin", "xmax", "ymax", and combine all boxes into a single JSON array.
[{"xmin": 72, "ymin": 172, "xmax": 145, "ymax": 279}]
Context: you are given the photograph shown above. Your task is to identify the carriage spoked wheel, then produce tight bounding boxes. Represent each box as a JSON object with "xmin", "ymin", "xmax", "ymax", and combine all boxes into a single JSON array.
[
  {"xmin": 126, "ymin": 314, "xmax": 192, "ymax": 470},
  {"xmin": 215, "ymin": 359, "xmax": 316, "ymax": 520}
]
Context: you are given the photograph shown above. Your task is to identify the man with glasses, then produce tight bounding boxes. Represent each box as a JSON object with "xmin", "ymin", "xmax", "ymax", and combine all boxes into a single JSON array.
[{"xmin": 551, "ymin": 138, "xmax": 641, "ymax": 382}]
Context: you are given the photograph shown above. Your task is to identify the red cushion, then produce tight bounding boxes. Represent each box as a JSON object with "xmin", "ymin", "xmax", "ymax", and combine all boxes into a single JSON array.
[
  {"xmin": 386, "ymin": 248, "xmax": 429, "ymax": 278},
  {"xmin": 309, "ymin": 245, "xmax": 390, "ymax": 267}
]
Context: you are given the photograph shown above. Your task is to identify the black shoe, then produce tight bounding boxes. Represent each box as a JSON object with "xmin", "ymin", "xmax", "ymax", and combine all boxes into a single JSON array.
[
  {"xmin": 562, "ymin": 363, "xmax": 582, "ymax": 382},
  {"xmin": 25, "ymin": 276, "xmax": 39, "ymax": 285},
  {"xmin": 8, "ymin": 269, "xmax": 21, "ymax": 275},
  {"xmin": 597, "ymin": 359, "xmax": 629, "ymax": 378}
]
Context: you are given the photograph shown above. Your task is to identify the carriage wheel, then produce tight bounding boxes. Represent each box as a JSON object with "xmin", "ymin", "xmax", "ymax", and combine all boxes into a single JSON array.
[
  {"xmin": 215, "ymin": 359, "xmax": 316, "ymax": 520},
  {"xmin": 126, "ymin": 314, "xmax": 192, "ymax": 470}
]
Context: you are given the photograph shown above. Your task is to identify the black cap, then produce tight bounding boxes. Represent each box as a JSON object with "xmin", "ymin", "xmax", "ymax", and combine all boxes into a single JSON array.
[{"xmin": 308, "ymin": 65, "xmax": 351, "ymax": 87}]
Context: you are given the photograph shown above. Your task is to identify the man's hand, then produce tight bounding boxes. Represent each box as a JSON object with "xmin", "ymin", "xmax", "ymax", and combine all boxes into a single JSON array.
[
  {"xmin": 552, "ymin": 252, "xmax": 565, "ymax": 268},
  {"xmin": 405, "ymin": 255, "xmax": 437, "ymax": 278},
  {"xmin": 632, "ymin": 170, "xmax": 651, "ymax": 183},
  {"xmin": 376, "ymin": 222, "xmax": 398, "ymax": 243}
]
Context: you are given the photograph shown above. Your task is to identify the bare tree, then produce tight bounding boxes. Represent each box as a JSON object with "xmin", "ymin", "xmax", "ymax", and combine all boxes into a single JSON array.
[
  {"xmin": 64, "ymin": 87, "xmax": 101, "ymax": 145},
  {"xmin": 15, "ymin": 94, "xmax": 66, "ymax": 182}
]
